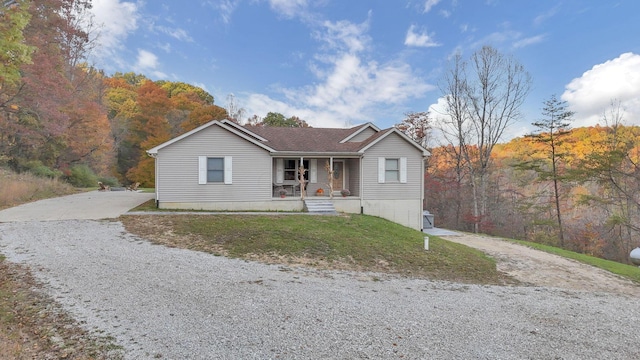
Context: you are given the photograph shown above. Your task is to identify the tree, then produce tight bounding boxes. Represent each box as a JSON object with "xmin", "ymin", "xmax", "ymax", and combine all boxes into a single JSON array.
[
  {"xmin": 262, "ymin": 112, "xmax": 310, "ymax": 127},
  {"xmin": 181, "ymin": 104, "xmax": 227, "ymax": 132},
  {"xmin": 1, "ymin": 0, "xmax": 112, "ymax": 175},
  {"xmin": 577, "ymin": 100, "xmax": 640, "ymax": 260},
  {"xmin": 125, "ymin": 81, "xmax": 172, "ymax": 186},
  {"xmin": 395, "ymin": 111, "xmax": 431, "ymax": 148},
  {"xmin": 437, "ymin": 46, "xmax": 532, "ymax": 233},
  {"xmin": 0, "ymin": 0, "xmax": 33, "ymax": 88},
  {"xmin": 225, "ymin": 93, "xmax": 245, "ymax": 123},
  {"xmin": 518, "ymin": 95, "xmax": 574, "ymax": 247}
]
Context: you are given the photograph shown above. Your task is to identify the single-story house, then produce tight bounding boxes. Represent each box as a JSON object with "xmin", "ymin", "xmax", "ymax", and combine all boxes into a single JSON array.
[{"xmin": 147, "ymin": 120, "xmax": 430, "ymax": 230}]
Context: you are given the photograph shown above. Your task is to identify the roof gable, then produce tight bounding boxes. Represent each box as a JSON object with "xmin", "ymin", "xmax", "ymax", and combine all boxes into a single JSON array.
[
  {"xmin": 339, "ymin": 122, "xmax": 380, "ymax": 143},
  {"xmin": 147, "ymin": 120, "xmax": 275, "ymax": 155},
  {"xmin": 147, "ymin": 120, "xmax": 429, "ymax": 156},
  {"xmin": 358, "ymin": 128, "xmax": 430, "ymax": 156}
]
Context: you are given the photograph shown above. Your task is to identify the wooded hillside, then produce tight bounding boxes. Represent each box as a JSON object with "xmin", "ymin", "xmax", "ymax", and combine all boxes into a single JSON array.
[
  {"xmin": 0, "ymin": 0, "xmax": 227, "ymax": 187},
  {"xmin": 426, "ymin": 125, "xmax": 640, "ymax": 263}
]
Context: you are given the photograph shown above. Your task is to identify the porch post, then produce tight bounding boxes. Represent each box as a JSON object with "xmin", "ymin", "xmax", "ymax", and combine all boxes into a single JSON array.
[{"xmin": 300, "ymin": 156, "xmax": 305, "ymax": 199}]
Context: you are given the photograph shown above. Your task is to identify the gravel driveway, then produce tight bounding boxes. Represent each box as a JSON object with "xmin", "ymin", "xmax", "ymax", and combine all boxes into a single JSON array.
[{"xmin": 1, "ymin": 195, "xmax": 640, "ymax": 359}]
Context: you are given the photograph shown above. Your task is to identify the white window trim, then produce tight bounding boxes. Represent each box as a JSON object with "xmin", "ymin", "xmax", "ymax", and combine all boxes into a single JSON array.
[
  {"xmin": 310, "ymin": 159, "xmax": 317, "ymax": 183},
  {"xmin": 276, "ymin": 158, "xmax": 284, "ymax": 183},
  {"xmin": 198, "ymin": 156, "xmax": 232, "ymax": 184},
  {"xmin": 378, "ymin": 157, "xmax": 407, "ymax": 184},
  {"xmin": 224, "ymin": 156, "xmax": 232, "ymax": 184}
]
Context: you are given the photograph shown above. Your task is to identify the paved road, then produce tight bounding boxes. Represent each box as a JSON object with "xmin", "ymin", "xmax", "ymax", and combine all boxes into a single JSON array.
[
  {"xmin": 1, "ymin": 193, "xmax": 640, "ymax": 359},
  {"xmin": 0, "ymin": 190, "xmax": 154, "ymax": 222}
]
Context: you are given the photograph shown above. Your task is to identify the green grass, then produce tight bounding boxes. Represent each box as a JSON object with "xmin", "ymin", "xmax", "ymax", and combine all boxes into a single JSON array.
[
  {"xmin": 123, "ymin": 214, "xmax": 510, "ymax": 284},
  {"xmin": 509, "ymin": 238, "xmax": 640, "ymax": 283}
]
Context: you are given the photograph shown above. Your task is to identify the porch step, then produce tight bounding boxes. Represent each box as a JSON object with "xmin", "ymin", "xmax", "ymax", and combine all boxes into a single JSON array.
[{"xmin": 303, "ymin": 199, "xmax": 337, "ymax": 214}]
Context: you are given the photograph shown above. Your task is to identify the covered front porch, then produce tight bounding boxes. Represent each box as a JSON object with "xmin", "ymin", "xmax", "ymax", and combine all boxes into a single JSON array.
[{"xmin": 271, "ymin": 156, "xmax": 361, "ymax": 199}]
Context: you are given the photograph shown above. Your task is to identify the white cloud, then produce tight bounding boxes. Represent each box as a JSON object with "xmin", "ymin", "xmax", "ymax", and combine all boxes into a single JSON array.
[
  {"xmin": 423, "ymin": 0, "xmax": 441, "ymax": 13},
  {"xmin": 513, "ymin": 34, "xmax": 546, "ymax": 49},
  {"xmin": 534, "ymin": 4, "xmax": 560, "ymax": 26},
  {"xmin": 89, "ymin": 0, "xmax": 140, "ymax": 59},
  {"xmin": 154, "ymin": 26, "xmax": 194, "ymax": 42},
  {"xmin": 314, "ymin": 17, "xmax": 371, "ymax": 53},
  {"xmin": 136, "ymin": 49, "xmax": 158, "ymax": 69},
  {"xmin": 244, "ymin": 20, "xmax": 432, "ymax": 128},
  {"xmin": 215, "ymin": 0, "xmax": 240, "ymax": 24},
  {"xmin": 404, "ymin": 25, "xmax": 441, "ymax": 48},
  {"xmin": 269, "ymin": 0, "xmax": 309, "ymax": 18},
  {"xmin": 562, "ymin": 52, "xmax": 640, "ymax": 127},
  {"xmin": 135, "ymin": 49, "xmax": 167, "ymax": 79}
]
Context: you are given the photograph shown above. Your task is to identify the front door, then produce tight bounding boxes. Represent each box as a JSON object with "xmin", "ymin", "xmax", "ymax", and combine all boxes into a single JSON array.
[{"xmin": 332, "ymin": 161, "xmax": 344, "ymax": 191}]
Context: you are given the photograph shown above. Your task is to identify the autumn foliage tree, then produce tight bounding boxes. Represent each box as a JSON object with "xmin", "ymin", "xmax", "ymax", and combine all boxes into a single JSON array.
[
  {"xmin": 1, "ymin": 0, "xmax": 113, "ymax": 178},
  {"xmin": 395, "ymin": 111, "xmax": 431, "ymax": 148},
  {"xmin": 516, "ymin": 95, "xmax": 574, "ymax": 247}
]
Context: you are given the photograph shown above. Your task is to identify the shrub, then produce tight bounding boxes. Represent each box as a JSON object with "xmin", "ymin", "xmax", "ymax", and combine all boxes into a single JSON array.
[
  {"xmin": 98, "ymin": 176, "xmax": 120, "ymax": 187},
  {"xmin": 66, "ymin": 164, "xmax": 98, "ymax": 188},
  {"xmin": 25, "ymin": 161, "xmax": 62, "ymax": 179}
]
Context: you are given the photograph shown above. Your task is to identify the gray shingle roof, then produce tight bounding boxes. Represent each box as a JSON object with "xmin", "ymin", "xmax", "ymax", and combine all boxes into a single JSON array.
[{"xmin": 243, "ymin": 124, "xmax": 380, "ymax": 153}]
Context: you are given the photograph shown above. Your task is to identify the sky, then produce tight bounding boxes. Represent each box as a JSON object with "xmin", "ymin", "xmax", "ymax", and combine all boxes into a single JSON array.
[{"xmin": 88, "ymin": 0, "xmax": 640, "ymax": 142}]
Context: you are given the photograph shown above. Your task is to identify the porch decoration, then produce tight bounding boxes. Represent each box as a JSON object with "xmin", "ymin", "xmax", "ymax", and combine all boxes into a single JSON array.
[
  {"xmin": 341, "ymin": 189, "xmax": 350, "ymax": 197},
  {"xmin": 298, "ymin": 165, "xmax": 307, "ymax": 199},
  {"xmin": 324, "ymin": 160, "xmax": 334, "ymax": 199},
  {"xmin": 315, "ymin": 188, "xmax": 324, "ymax": 196},
  {"xmin": 278, "ymin": 188, "xmax": 287, "ymax": 198}
]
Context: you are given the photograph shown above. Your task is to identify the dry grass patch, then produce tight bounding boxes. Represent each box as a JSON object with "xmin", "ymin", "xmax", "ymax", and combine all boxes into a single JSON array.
[
  {"xmin": 0, "ymin": 257, "xmax": 123, "ymax": 359},
  {"xmin": 0, "ymin": 168, "xmax": 76, "ymax": 210}
]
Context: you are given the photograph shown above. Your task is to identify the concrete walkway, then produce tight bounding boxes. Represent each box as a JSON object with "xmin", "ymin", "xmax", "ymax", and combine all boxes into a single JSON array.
[
  {"xmin": 0, "ymin": 191, "xmax": 154, "ymax": 222},
  {"xmin": 423, "ymin": 227, "xmax": 460, "ymax": 236}
]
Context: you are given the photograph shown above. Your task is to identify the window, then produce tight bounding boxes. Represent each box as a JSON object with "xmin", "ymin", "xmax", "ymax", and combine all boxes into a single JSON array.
[
  {"xmin": 284, "ymin": 159, "xmax": 297, "ymax": 180},
  {"xmin": 378, "ymin": 157, "xmax": 407, "ymax": 184},
  {"xmin": 207, "ymin": 158, "xmax": 224, "ymax": 182},
  {"xmin": 280, "ymin": 159, "xmax": 311, "ymax": 181},
  {"xmin": 198, "ymin": 156, "xmax": 232, "ymax": 184},
  {"xmin": 385, "ymin": 158, "xmax": 399, "ymax": 182}
]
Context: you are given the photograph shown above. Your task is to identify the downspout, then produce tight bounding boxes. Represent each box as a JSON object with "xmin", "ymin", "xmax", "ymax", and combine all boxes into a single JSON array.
[
  {"xmin": 148, "ymin": 152, "xmax": 159, "ymax": 207},
  {"xmin": 421, "ymin": 155, "xmax": 426, "ymax": 229},
  {"xmin": 359, "ymin": 154, "xmax": 364, "ymax": 214}
]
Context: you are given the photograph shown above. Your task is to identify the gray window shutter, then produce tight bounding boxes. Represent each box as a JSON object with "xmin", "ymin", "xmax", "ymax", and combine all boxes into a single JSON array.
[
  {"xmin": 224, "ymin": 156, "xmax": 232, "ymax": 184},
  {"xmin": 378, "ymin": 157, "xmax": 385, "ymax": 183},
  {"xmin": 198, "ymin": 156, "xmax": 207, "ymax": 184},
  {"xmin": 276, "ymin": 158, "xmax": 284, "ymax": 183},
  {"xmin": 400, "ymin": 157, "xmax": 407, "ymax": 183},
  {"xmin": 310, "ymin": 159, "xmax": 317, "ymax": 183}
]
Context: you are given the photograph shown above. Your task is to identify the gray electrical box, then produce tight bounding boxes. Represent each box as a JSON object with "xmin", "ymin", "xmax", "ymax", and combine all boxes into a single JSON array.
[{"xmin": 423, "ymin": 211, "xmax": 434, "ymax": 229}]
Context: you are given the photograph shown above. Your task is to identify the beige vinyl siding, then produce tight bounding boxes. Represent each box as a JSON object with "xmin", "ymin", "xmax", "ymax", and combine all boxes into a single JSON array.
[
  {"xmin": 156, "ymin": 125, "xmax": 271, "ymax": 202},
  {"xmin": 361, "ymin": 133, "xmax": 422, "ymax": 200},
  {"xmin": 348, "ymin": 127, "xmax": 377, "ymax": 142}
]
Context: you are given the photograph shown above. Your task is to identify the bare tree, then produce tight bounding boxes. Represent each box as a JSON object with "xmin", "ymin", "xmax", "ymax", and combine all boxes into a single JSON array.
[
  {"xmin": 437, "ymin": 46, "xmax": 531, "ymax": 233},
  {"xmin": 225, "ymin": 93, "xmax": 245, "ymax": 123},
  {"xmin": 395, "ymin": 111, "xmax": 431, "ymax": 148}
]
